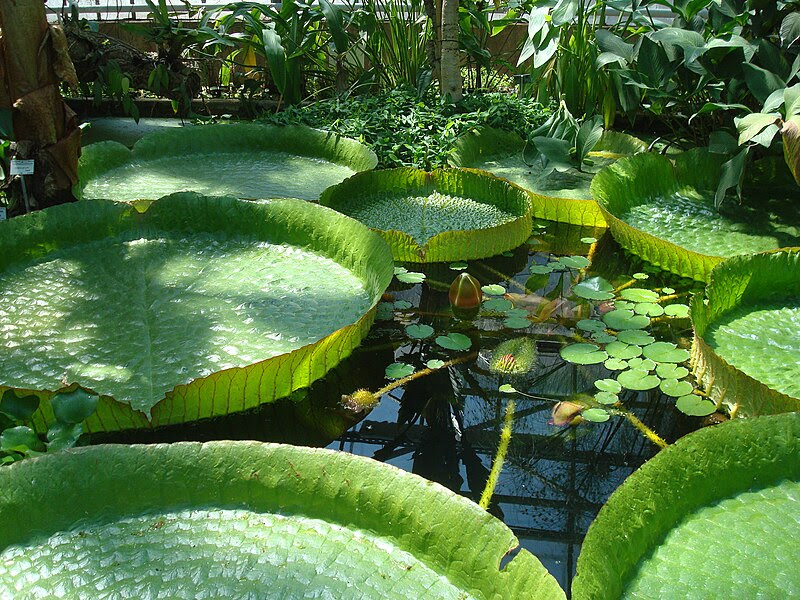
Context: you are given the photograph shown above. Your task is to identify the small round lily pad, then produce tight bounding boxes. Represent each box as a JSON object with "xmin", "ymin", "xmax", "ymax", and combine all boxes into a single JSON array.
[
  {"xmin": 559, "ymin": 256, "xmax": 591, "ymax": 269},
  {"xmin": 504, "ymin": 317, "xmax": 530, "ymax": 329},
  {"xmin": 573, "ymin": 277, "xmax": 614, "ymax": 301},
  {"xmin": 499, "ymin": 384, "xmax": 518, "ymax": 393},
  {"xmin": 595, "ymin": 379, "xmax": 622, "ymax": 394},
  {"xmin": 620, "ymin": 288, "xmax": 660, "ymax": 303},
  {"xmin": 426, "ymin": 359, "xmax": 445, "ymax": 369},
  {"xmin": 482, "ymin": 298, "xmax": 513, "ymax": 312},
  {"xmin": 449, "ymin": 261, "xmax": 468, "ymax": 271},
  {"xmin": 664, "ymin": 304, "xmax": 690, "ymax": 318},
  {"xmin": 393, "ymin": 300, "xmax": 413, "ymax": 310},
  {"xmin": 592, "ymin": 332, "xmax": 617, "ymax": 344},
  {"xmin": 405, "ymin": 324, "xmax": 434, "ymax": 339},
  {"xmin": 660, "ymin": 378, "xmax": 694, "ymax": 397},
  {"xmin": 560, "ymin": 343, "xmax": 608, "ymax": 365},
  {"xmin": 606, "ymin": 341, "xmax": 642, "ymax": 360},
  {"xmin": 577, "ymin": 319, "xmax": 606, "ymax": 333},
  {"xmin": 435, "ymin": 333, "xmax": 473, "ymax": 351},
  {"xmin": 530, "ymin": 264, "xmax": 554, "ymax": 275},
  {"xmin": 617, "ymin": 330, "xmax": 655, "ymax": 346},
  {"xmin": 595, "ymin": 391, "xmax": 620, "ymax": 405},
  {"xmin": 676, "ymin": 394, "xmax": 716, "ymax": 416},
  {"xmin": 656, "ymin": 364, "xmax": 689, "ymax": 379},
  {"xmin": 603, "ymin": 309, "xmax": 650, "ymax": 331},
  {"xmin": 481, "ymin": 284, "xmax": 506, "ymax": 296},
  {"xmin": 617, "ymin": 368, "xmax": 660, "ymax": 391},
  {"xmin": 385, "ymin": 362, "xmax": 415, "ymax": 379},
  {"xmin": 604, "ymin": 358, "xmax": 628, "ymax": 370},
  {"xmin": 581, "ymin": 237, "xmax": 598, "ymax": 244},
  {"xmin": 634, "ymin": 302, "xmax": 664, "ymax": 317},
  {"xmin": 582, "ymin": 408, "xmax": 611, "ymax": 422},
  {"xmin": 642, "ymin": 342, "xmax": 690, "ymax": 363}
]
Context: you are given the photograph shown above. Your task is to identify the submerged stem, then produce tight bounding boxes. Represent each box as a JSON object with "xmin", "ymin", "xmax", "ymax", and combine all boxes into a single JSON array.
[
  {"xmin": 612, "ymin": 406, "xmax": 669, "ymax": 449},
  {"xmin": 479, "ymin": 399, "xmax": 515, "ymax": 510}
]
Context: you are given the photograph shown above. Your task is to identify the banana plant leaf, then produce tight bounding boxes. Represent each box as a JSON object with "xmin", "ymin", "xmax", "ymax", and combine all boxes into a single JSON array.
[
  {"xmin": 319, "ymin": 168, "xmax": 532, "ymax": 262},
  {"xmin": 76, "ymin": 123, "xmax": 378, "ymax": 203},
  {"xmin": 0, "ymin": 193, "xmax": 393, "ymax": 433},
  {"xmin": 448, "ymin": 126, "xmax": 646, "ymax": 227},
  {"xmin": 691, "ymin": 248, "xmax": 800, "ymax": 416},
  {"xmin": 0, "ymin": 441, "xmax": 567, "ymax": 600},
  {"xmin": 573, "ymin": 413, "xmax": 800, "ymax": 599},
  {"xmin": 591, "ymin": 149, "xmax": 800, "ymax": 281}
]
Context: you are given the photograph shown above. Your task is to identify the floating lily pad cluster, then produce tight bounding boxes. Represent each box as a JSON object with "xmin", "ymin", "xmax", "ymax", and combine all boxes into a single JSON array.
[{"xmin": 559, "ymin": 275, "xmax": 708, "ymax": 418}]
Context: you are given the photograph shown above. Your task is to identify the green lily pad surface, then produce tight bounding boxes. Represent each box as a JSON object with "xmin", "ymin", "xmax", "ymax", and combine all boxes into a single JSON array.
[
  {"xmin": 449, "ymin": 127, "xmax": 646, "ymax": 227},
  {"xmin": 0, "ymin": 194, "xmax": 393, "ymax": 432},
  {"xmin": 320, "ymin": 168, "xmax": 532, "ymax": 262},
  {"xmin": 592, "ymin": 150, "xmax": 800, "ymax": 281},
  {"xmin": 573, "ymin": 413, "xmax": 800, "ymax": 599},
  {"xmin": 80, "ymin": 117, "xmax": 190, "ymax": 147},
  {"xmin": 0, "ymin": 442, "xmax": 566, "ymax": 599},
  {"xmin": 78, "ymin": 124, "xmax": 377, "ymax": 203},
  {"xmin": 692, "ymin": 249, "xmax": 800, "ymax": 415}
]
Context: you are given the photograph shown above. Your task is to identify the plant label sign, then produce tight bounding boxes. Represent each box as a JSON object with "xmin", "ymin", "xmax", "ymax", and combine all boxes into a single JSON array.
[
  {"xmin": 0, "ymin": 207, "xmax": 6, "ymax": 221},
  {"xmin": 10, "ymin": 159, "xmax": 34, "ymax": 176}
]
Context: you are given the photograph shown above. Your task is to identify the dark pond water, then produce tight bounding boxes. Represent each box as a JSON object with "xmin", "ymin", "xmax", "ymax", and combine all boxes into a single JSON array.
[{"xmin": 95, "ymin": 219, "xmax": 705, "ymax": 594}]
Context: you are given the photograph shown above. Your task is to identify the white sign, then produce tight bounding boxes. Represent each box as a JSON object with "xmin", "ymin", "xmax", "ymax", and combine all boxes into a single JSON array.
[
  {"xmin": 0, "ymin": 207, "xmax": 6, "ymax": 221},
  {"xmin": 10, "ymin": 159, "xmax": 34, "ymax": 175}
]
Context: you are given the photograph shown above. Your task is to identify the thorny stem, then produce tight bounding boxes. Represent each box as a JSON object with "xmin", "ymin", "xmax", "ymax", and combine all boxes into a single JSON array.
[
  {"xmin": 611, "ymin": 406, "xmax": 669, "ymax": 449},
  {"xmin": 613, "ymin": 278, "xmax": 637, "ymax": 294},
  {"xmin": 479, "ymin": 398, "xmax": 515, "ymax": 509},
  {"xmin": 373, "ymin": 352, "xmax": 477, "ymax": 399}
]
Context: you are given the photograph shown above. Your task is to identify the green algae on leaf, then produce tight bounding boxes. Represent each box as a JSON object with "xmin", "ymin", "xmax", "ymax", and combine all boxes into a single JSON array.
[
  {"xmin": 574, "ymin": 414, "xmax": 800, "ymax": 599},
  {"xmin": 78, "ymin": 124, "xmax": 377, "ymax": 203},
  {"xmin": 0, "ymin": 442, "xmax": 566, "ymax": 599},
  {"xmin": 320, "ymin": 168, "xmax": 532, "ymax": 262},
  {"xmin": 0, "ymin": 195, "xmax": 393, "ymax": 433}
]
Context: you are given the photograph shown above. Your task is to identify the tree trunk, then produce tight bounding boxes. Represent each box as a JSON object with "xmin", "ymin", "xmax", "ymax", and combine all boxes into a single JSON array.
[
  {"xmin": 422, "ymin": 0, "xmax": 440, "ymax": 82},
  {"xmin": 0, "ymin": 0, "xmax": 82, "ymax": 213},
  {"xmin": 439, "ymin": 0, "xmax": 462, "ymax": 102}
]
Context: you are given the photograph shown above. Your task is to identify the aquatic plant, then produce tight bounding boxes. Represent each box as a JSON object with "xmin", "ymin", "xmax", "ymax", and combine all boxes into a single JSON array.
[
  {"xmin": 0, "ymin": 441, "xmax": 566, "ymax": 599},
  {"xmin": 448, "ymin": 126, "xmax": 646, "ymax": 227},
  {"xmin": 0, "ymin": 193, "xmax": 393, "ymax": 433},
  {"xmin": 77, "ymin": 123, "xmax": 378, "ymax": 203},
  {"xmin": 489, "ymin": 338, "xmax": 537, "ymax": 376},
  {"xmin": 691, "ymin": 248, "xmax": 800, "ymax": 416},
  {"xmin": 591, "ymin": 149, "xmax": 800, "ymax": 281},
  {"xmin": 449, "ymin": 272, "xmax": 483, "ymax": 319},
  {"xmin": 573, "ymin": 413, "xmax": 800, "ymax": 599},
  {"xmin": 320, "ymin": 168, "xmax": 532, "ymax": 262}
]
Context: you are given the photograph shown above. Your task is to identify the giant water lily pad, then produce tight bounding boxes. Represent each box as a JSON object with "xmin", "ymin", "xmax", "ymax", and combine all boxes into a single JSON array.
[
  {"xmin": 449, "ymin": 127, "xmax": 646, "ymax": 227},
  {"xmin": 0, "ymin": 194, "xmax": 393, "ymax": 432},
  {"xmin": 77, "ymin": 123, "xmax": 378, "ymax": 203},
  {"xmin": 573, "ymin": 413, "xmax": 800, "ymax": 599},
  {"xmin": 0, "ymin": 442, "xmax": 566, "ymax": 599},
  {"xmin": 80, "ymin": 117, "xmax": 190, "ymax": 147},
  {"xmin": 591, "ymin": 150, "xmax": 800, "ymax": 281},
  {"xmin": 691, "ymin": 248, "xmax": 800, "ymax": 416},
  {"xmin": 319, "ymin": 168, "xmax": 532, "ymax": 262}
]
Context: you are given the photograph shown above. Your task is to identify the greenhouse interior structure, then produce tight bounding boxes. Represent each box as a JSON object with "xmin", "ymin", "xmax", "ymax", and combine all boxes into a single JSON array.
[{"xmin": 0, "ymin": 0, "xmax": 799, "ymax": 598}]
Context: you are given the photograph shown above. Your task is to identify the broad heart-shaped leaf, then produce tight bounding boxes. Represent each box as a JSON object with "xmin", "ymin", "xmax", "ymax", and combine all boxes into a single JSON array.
[
  {"xmin": 448, "ymin": 126, "xmax": 646, "ymax": 228},
  {"xmin": 692, "ymin": 248, "xmax": 800, "ymax": 416},
  {"xmin": 573, "ymin": 414, "xmax": 800, "ymax": 599},
  {"xmin": 0, "ymin": 442, "xmax": 566, "ymax": 599},
  {"xmin": 320, "ymin": 168, "xmax": 532, "ymax": 263},
  {"xmin": 591, "ymin": 149, "xmax": 800, "ymax": 281},
  {"xmin": 0, "ymin": 194, "xmax": 393, "ymax": 434},
  {"xmin": 77, "ymin": 123, "xmax": 378, "ymax": 203},
  {"xmin": 0, "ymin": 390, "xmax": 39, "ymax": 421},
  {"xmin": 50, "ymin": 388, "xmax": 98, "ymax": 425}
]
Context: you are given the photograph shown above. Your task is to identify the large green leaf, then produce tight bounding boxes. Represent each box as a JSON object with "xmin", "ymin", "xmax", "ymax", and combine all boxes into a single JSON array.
[
  {"xmin": 0, "ymin": 194, "xmax": 393, "ymax": 433},
  {"xmin": 448, "ymin": 126, "xmax": 646, "ymax": 227},
  {"xmin": 80, "ymin": 117, "xmax": 189, "ymax": 147},
  {"xmin": 591, "ymin": 149, "xmax": 800, "ymax": 281},
  {"xmin": 573, "ymin": 413, "xmax": 800, "ymax": 599},
  {"xmin": 691, "ymin": 248, "xmax": 800, "ymax": 416},
  {"xmin": 0, "ymin": 442, "xmax": 566, "ymax": 600},
  {"xmin": 77, "ymin": 123, "xmax": 378, "ymax": 203},
  {"xmin": 319, "ymin": 168, "xmax": 532, "ymax": 262}
]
